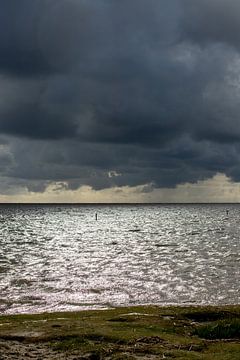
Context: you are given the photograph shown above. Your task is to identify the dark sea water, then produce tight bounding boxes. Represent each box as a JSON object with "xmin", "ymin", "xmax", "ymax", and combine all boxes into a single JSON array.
[{"xmin": 0, "ymin": 204, "xmax": 239, "ymax": 314}]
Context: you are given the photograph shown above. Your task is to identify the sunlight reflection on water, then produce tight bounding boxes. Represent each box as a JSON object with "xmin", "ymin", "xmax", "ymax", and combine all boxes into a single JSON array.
[{"xmin": 0, "ymin": 204, "xmax": 239, "ymax": 314}]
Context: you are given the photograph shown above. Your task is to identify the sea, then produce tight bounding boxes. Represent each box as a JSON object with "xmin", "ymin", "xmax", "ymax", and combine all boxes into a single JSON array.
[{"xmin": 0, "ymin": 204, "xmax": 239, "ymax": 315}]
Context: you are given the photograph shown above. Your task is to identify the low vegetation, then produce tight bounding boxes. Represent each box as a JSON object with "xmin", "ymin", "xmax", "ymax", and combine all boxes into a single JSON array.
[{"xmin": 0, "ymin": 305, "xmax": 239, "ymax": 359}]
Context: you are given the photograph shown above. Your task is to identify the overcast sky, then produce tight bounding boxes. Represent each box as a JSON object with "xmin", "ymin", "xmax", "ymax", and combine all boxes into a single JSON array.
[{"xmin": 1, "ymin": 0, "xmax": 240, "ymax": 202}]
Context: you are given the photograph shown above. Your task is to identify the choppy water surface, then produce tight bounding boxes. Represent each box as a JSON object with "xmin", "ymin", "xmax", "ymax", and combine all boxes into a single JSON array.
[{"xmin": 0, "ymin": 204, "xmax": 239, "ymax": 314}]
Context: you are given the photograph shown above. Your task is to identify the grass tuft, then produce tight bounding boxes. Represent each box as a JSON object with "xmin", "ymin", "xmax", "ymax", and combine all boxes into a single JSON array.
[{"xmin": 193, "ymin": 319, "xmax": 240, "ymax": 339}]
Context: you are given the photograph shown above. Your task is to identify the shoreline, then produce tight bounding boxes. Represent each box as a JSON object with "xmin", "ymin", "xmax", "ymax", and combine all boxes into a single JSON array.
[
  {"xmin": 0, "ymin": 304, "xmax": 239, "ymax": 359},
  {"xmin": 1, "ymin": 302, "xmax": 240, "ymax": 317}
]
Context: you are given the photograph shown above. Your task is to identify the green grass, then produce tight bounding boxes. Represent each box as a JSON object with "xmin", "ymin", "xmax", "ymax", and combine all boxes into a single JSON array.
[
  {"xmin": 193, "ymin": 319, "xmax": 240, "ymax": 339},
  {"xmin": 0, "ymin": 305, "xmax": 239, "ymax": 359}
]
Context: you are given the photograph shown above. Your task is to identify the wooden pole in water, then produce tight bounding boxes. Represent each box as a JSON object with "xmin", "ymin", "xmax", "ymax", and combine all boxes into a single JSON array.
[{"xmin": 95, "ymin": 213, "xmax": 98, "ymax": 220}]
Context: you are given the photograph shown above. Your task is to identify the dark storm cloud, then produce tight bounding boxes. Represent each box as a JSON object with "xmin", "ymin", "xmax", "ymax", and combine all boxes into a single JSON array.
[
  {"xmin": 0, "ymin": 0, "xmax": 55, "ymax": 76},
  {"xmin": 0, "ymin": 103, "xmax": 77, "ymax": 139},
  {"xmin": 0, "ymin": 0, "xmax": 240, "ymax": 192}
]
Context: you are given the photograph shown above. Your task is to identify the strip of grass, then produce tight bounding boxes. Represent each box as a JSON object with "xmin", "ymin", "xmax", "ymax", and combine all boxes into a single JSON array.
[{"xmin": 0, "ymin": 305, "xmax": 239, "ymax": 359}]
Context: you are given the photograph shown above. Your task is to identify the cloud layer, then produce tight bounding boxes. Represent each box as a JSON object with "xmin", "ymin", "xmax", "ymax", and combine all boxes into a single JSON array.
[{"xmin": 0, "ymin": 0, "xmax": 240, "ymax": 198}]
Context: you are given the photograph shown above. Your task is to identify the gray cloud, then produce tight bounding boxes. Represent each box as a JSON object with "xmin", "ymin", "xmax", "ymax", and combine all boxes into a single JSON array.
[
  {"xmin": 0, "ymin": 0, "xmax": 240, "ymax": 194},
  {"xmin": 182, "ymin": 0, "xmax": 240, "ymax": 50}
]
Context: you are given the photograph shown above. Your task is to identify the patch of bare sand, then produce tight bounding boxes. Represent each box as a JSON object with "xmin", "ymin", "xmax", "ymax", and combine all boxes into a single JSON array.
[{"xmin": 0, "ymin": 340, "xmax": 96, "ymax": 360}]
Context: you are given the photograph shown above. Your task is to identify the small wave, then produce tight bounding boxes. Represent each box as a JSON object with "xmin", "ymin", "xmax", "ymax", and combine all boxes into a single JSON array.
[
  {"xmin": 89, "ymin": 288, "xmax": 103, "ymax": 294},
  {"xmin": 10, "ymin": 278, "xmax": 36, "ymax": 287},
  {"xmin": 21, "ymin": 295, "xmax": 43, "ymax": 302},
  {"xmin": 155, "ymin": 243, "xmax": 178, "ymax": 247},
  {"xmin": 0, "ymin": 265, "xmax": 10, "ymax": 273},
  {"xmin": 109, "ymin": 241, "xmax": 118, "ymax": 245}
]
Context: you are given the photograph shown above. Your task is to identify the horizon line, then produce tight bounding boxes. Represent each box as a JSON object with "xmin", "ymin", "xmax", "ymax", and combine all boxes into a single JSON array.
[{"xmin": 0, "ymin": 202, "xmax": 238, "ymax": 205}]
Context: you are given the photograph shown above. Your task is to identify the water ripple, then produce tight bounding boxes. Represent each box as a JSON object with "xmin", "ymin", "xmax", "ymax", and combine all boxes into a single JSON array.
[{"xmin": 0, "ymin": 204, "xmax": 239, "ymax": 314}]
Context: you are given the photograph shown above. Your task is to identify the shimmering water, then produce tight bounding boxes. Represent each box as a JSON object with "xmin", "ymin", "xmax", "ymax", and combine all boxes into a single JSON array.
[{"xmin": 0, "ymin": 204, "xmax": 239, "ymax": 314}]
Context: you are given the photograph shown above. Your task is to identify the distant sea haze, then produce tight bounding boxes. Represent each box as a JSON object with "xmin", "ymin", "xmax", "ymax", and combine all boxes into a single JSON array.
[{"xmin": 0, "ymin": 204, "xmax": 239, "ymax": 314}]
